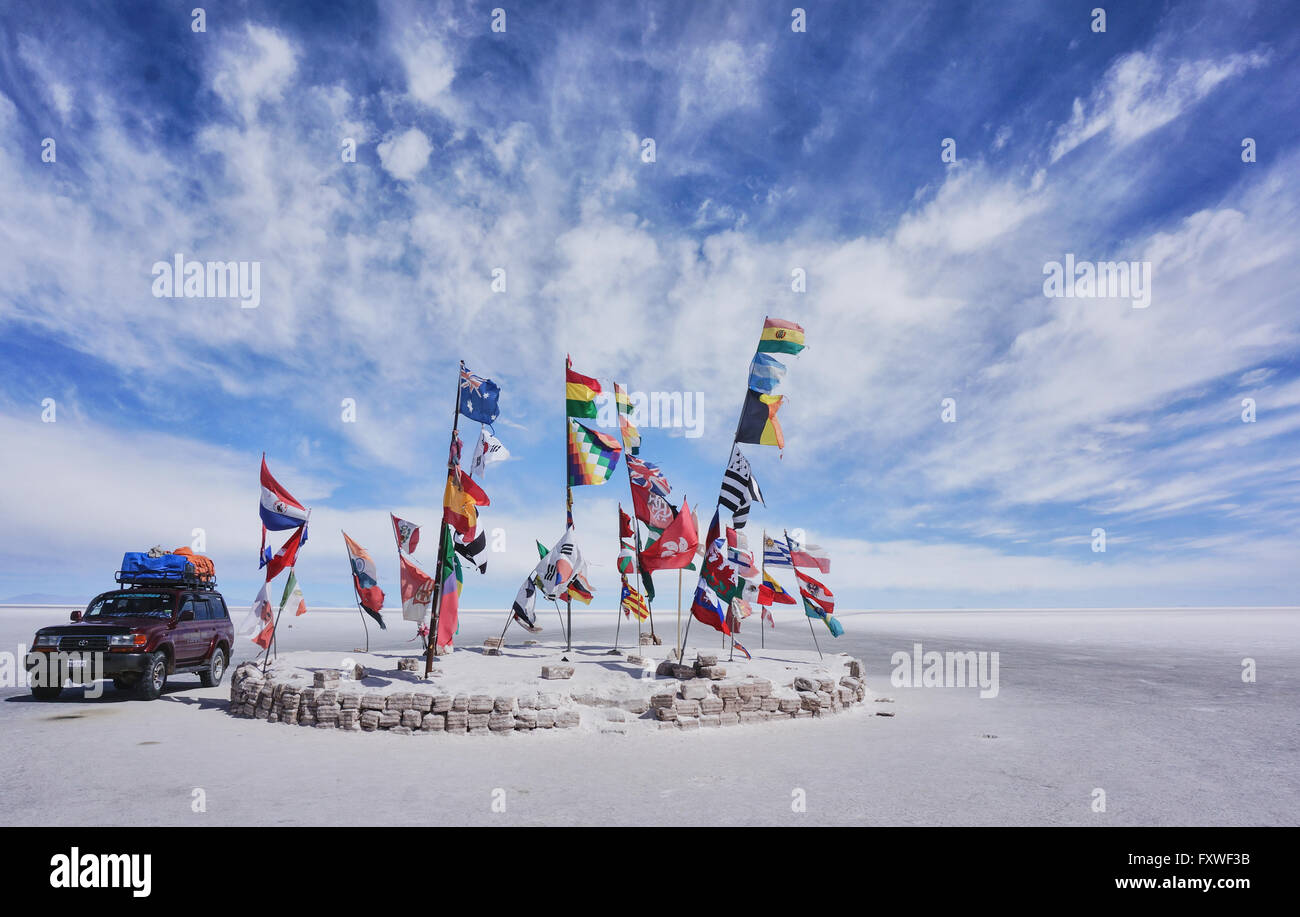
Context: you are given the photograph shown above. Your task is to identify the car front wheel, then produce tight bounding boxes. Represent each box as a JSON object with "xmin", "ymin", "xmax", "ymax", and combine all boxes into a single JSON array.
[
  {"xmin": 134, "ymin": 652, "xmax": 168, "ymax": 700},
  {"xmin": 200, "ymin": 646, "xmax": 226, "ymax": 687}
]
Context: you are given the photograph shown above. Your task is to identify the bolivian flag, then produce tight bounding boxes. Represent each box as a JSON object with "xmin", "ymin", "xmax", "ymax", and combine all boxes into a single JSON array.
[
  {"xmin": 566, "ymin": 357, "xmax": 602, "ymax": 418},
  {"xmin": 736, "ymin": 390, "xmax": 786, "ymax": 449},
  {"xmin": 756, "ymin": 318, "xmax": 805, "ymax": 355}
]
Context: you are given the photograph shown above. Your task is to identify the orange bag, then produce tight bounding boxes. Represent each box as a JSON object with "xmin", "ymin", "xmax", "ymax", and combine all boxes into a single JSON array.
[{"xmin": 171, "ymin": 547, "xmax": 216, "ymax": 580}]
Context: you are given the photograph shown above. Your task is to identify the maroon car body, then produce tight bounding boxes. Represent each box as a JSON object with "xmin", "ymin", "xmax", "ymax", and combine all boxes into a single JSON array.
[{"xmin": 27, "ymin": 585, "xmax": 235, "ymax": 700}]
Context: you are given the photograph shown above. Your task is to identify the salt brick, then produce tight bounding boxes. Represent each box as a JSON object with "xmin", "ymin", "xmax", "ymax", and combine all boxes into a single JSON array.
[
  {"xmin": 432, "ymin": 695, "xmax": 453, "ymax": 713},
  {"xmin": 452, "ymin": 694, "xmax": 470, "ymax": 711},
  {"xmin": 400, "ymin": 710, "xmax": 421, "ymax": 729},
  {"xmin": 494, "ymin": 696, "xmax": 516, "ymax": 713},
  {"xmin": 540, "ymin": 665, "xmax": 574, "ymax": 680},
  {"xmin": 467, "ymin": 713, "xmax": 490, "ymax": 730},
  {"xmin": 679, "ymin": 680, "xmax": 711, "ymax": 700},
  {"xmin": 675, "ymin": 699, "xmax": 701, "ymax": 717},
  {"xmin": 556, "ymin": 710, "xmax": 580, "ymax": 728},
  {"xmin": 676, "ymin": 717, "xmax": 699, "ymax": 730},
  {"xmin": 536, "ymin": 710, "xmax": 556, "ymax": 728},
  {"xmin": 422, "ymin": 713, "xmax": 446, "ymax": 731},
  {"xmin": 378, "ymin": 710, "xmax": 400, "ymax": 729}
]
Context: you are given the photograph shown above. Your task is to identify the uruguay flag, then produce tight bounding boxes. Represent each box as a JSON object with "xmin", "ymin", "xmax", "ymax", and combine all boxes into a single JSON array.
[{"xmin": 260, "ymin": 455, "xmax": 310, "ymax": 531}]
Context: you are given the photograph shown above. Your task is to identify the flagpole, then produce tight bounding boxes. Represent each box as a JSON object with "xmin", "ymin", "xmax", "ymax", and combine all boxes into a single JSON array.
[
  {"xmin": 261, "ymin": 507, "xmax": 310, "ymax": 670},
  {"xmin": 615, "ymin": 389, "xmax": 656, "ymax": 645},
  {"xmin": 564, "ymin": 356, "xmax": 573, "ymax": 654},
  {"xmin": 343, "ymin": 532, "xmax": 370, "ymax": 654},
  {"xmin": 613, "ymin": 502, "xmax": 625, "ymax": 655},
  {"xmin": 785, "ymin": 528, "xmax": 822, "ymax": 661},
  {"xmin": 427, "ymin": 360, "xmax": 465, "ymax": 677},
  {"xmin": 676, "ymin": 569, "xmax": 682, "ymax": 657},
  {"xmin": 760, "ymin": 529, "xmax": 766, "ymax": 651}
]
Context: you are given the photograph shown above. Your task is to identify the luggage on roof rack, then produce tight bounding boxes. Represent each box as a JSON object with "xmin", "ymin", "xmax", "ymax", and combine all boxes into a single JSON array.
[{"xmin": 117, "ymin": 552, "xmax": 216, "ymax": 587}]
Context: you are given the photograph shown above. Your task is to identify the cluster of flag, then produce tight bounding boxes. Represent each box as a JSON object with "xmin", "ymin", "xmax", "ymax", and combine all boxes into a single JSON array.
[
  {"xmin": 510, "ymin": 529, "xmax": 594, "ymax": 629},
  {"xmin": 688, "ymin": 318, "xmax": 815, "ymax": 641},
  {"xmin": 735, "ymin": 318, "xmax": 805, "ymax": 450},
  {"xmin": 763, "ymin": 532, "xmax": 841, "ymax": 636},
  {"xmin": 243, "ymin": 456, "xmax": 313, "ymax": 650},
  {"xmin": 427, "ymin": 364, "xmax": 508, "ymax": 651}
]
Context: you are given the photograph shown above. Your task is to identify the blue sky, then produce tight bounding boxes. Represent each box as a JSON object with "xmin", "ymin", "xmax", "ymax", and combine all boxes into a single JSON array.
[{"xmin": 1, "ymin": 0, "xmax": 1298, "ymax": 615}]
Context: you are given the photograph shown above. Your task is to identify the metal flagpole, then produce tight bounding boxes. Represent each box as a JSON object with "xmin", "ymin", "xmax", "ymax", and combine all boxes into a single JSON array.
[
  {"xmin": 760, "ymin": 529, "xmax": 766, "ymax": 651},
  {"xmin": 676, "ymin": 569, "xmax": 682, "ymax": 658},
  {"xmin": 426, "ymin": 360, "xmax": 465, "ymax": 677},
  {"xmin": 615, "ymin": 386, "xmax": 655, "ymax": 645},
  {"xmin": 343, "ymin": 532, "xmax": 370, "ymax": 654},
  {"xmin": 785, "ymin": 528, "xmax": 822, "ymax": 660}
]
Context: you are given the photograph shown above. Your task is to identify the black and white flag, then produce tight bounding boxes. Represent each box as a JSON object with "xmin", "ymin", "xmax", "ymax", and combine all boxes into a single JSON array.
[
  {"xmin": 719, "ymin": 444, "xmax": 764, "ymax": 529},
  {"xmin": 454, "ymin": 529, "xmax": 488, "ymax": 574}
]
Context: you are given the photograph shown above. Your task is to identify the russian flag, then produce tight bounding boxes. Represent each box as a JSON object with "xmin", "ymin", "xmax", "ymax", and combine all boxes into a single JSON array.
[{"xmin": 260, "ymin": 455, "xmax": 310, "ymax": 531}]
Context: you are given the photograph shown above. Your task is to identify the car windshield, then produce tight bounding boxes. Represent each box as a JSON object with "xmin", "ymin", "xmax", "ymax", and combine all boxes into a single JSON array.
[{"xmin": 85, "ymin": 593, "xmax": 174, "ymax": 618}]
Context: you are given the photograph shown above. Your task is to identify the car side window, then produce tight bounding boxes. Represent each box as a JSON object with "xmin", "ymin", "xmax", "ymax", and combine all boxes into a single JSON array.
[
  {"xmin": 180, "ymin": 596, "xmax": 200, "ymax": 620},
  {"xmin": 213, "ymin": 597, "xmax": 229, "ymax": 619},
  {"xmin": 196, "ymin": 598, "xmax": 213, "ymax": 620}
]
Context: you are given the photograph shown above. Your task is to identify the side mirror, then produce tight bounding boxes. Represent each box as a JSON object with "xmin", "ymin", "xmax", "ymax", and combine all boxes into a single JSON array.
[
  {"xmin": 178, "ymin": 609, "xmax": 195, "ymax": 623},
  {"xmin": 69, "ymin": 610, "xmax": 81, "ymax": 622}
]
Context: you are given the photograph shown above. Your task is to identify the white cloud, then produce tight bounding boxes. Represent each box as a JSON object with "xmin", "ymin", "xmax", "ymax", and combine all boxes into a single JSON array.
[
  {"xmin": 377, "ymin": 127, "xmax": 433, "ymax": 181},
  {"xmin": 211, "ymin": 25, "xmax": 299, "ymax": 122},
  {"xmin": 1050, "ymin": 49, "xmax": 1269, "ymax": 162}
]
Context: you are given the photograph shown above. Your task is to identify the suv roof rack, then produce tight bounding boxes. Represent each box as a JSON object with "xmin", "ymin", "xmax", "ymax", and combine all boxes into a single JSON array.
[{"xmin": 115, "ymin": 570, "xmax": 218, "ymax": 589}]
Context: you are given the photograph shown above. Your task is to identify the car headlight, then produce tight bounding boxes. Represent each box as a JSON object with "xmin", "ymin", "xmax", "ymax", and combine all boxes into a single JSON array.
[
  {"xmin": 33, "ymin": 633, "xmax": 59, "ymax": 648},
  {"xmin": 109, "ymin": 633, "xmax": 148, "ymax": 648}
]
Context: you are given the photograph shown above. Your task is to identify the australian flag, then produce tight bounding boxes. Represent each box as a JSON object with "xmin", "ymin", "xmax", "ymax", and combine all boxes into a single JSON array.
[{"xmin": 459, "ymin": 366, "xmax": 501, "ymax": 425}]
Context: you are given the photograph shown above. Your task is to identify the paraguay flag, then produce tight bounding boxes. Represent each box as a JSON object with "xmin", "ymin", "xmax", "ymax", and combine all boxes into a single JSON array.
[{"xmin": 259, "ymin": 455, "xmax": 310, "ymax": 531}]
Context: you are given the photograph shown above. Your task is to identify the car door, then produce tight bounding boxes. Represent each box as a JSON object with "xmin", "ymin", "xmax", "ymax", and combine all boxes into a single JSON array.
[{"xmin": 175, "ymin": 595, "xmax": 205, "ymax": 664}]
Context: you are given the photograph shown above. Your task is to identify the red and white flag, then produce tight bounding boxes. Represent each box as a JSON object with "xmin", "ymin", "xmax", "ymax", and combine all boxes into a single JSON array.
[
  {"xmin": 399, "ymin": 555, "xmax": 436, "ymax": 623},
  {"xmin": 240, "ymin": 581, "xmax": 275, "ymax": 649},
  {"xmin": 391, "ymin": 513, "xmax": 421, "ymax": 555}
]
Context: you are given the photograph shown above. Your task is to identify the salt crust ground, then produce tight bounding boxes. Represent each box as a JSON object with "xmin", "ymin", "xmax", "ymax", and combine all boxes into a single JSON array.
[{"xmin": 3, "ymin": 607, "xmax": 1297, "ymax": 825}]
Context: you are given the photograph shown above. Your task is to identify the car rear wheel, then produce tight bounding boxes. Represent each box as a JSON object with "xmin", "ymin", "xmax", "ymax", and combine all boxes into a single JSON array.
[
  {"xmin": 200, "ymin": 646, "xmax": 226, "ymax": 687},
  {"xmin": 31, "ymin": 686, "xmax": 62, "ymax": 700},
  {"xmin": 134, "ymin": 652, "xmax": 167, "ymax": 700}
]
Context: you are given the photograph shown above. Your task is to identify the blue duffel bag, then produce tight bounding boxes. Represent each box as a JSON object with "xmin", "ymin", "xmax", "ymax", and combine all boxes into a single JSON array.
[{"xmin": 120, "ymin": 552, "xmax": 193, "ymax": 583}]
